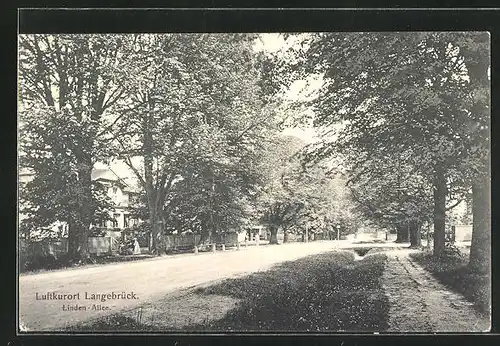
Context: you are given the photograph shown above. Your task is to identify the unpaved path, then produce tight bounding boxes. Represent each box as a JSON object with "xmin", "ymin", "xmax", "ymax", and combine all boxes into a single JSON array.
[{"xmin": 381, "ymin": 249, "xmax": 490, "ymax": 332}]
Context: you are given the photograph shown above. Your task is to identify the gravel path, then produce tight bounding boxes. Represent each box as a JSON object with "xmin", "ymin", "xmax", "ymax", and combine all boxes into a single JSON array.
[{"xmin": 381, "ymin": 249, "xmax": 490, "ymax": 332}]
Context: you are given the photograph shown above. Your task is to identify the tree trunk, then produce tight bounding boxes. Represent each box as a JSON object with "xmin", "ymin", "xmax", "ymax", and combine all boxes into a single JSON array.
[
  {"xmin": 148, "ymin": 208, "xmax": 157, "ymax": 254},
  {"xmin": 198, "ymin": 230, "xmax": 209, "ymax": 246},
  {"xmin": 395, "ymin": 225, "xmax": 409, "ymax": 242},
  {"xmin": 148, "ymin": 203, "xmax": 168, "ymax": 255},
  {"xmin": 74, "ymin": 162, "xmax": 93, "ymax": 261},
  {"xmin": 460, "ymin": 37, "xmax": 491, "ymax": 275},
  {"xmin": 409, "ymin": 220, "xmax": 422, "ymax": 248},
  {"xmin": 283, "ymin": 229, "xmax": 289, "ymax": 243},
  {"xmin": 76, "ymin": 222, "xmax": 90, "ymax": 260},
  {"xmin": 469, "ymin": 176, "xmax": 491, "ymax": 274},
  {"xmin": 143, "ymin": 100, "xmax": 158, "ymax": 254},
  {"xmin": 208, "ymin": 174, "xmax": 216, "ymax": 244},
  {"xmin": 433, "ymin": 165, "xmax": 447, "ymax": 256},
  {"xmin": 198, "ymin": 219, "xmax": 213, "ymax": 246},
  {"xmin": 67, "ymin": 221, "xmax": 79, "ymax": 260},
  {"xmin": 154, "ymin": 218, "xmax": 165, "ymax": 255},
  {"xmin": 269, "ymin": 226, "xmax": 279, "ymax": 244}
]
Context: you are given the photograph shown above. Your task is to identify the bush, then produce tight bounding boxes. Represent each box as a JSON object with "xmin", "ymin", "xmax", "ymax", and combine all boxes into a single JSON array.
[
  {"xmin": 439, "ymin": 243, "xmax": 464, "ymax": 259},
  {"xmin": 128, "ymin": 223, "xmax": 151, "ymax": 247},
  {"xmin": 24, "ymin": 254, "xmax": 56, "ymax": 271},
  {"xmin": 89, "ymin": 227, "xmax": 107, "ymax": 237},
  {"xmin": 22, "ymin": 253, "xmax": 77, "ymax": 272}
]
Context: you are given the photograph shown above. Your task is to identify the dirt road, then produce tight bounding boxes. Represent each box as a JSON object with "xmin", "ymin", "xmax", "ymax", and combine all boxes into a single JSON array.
[
  {"xmin": 380, "ymin": 249, "xmax": 490, "ymax": 332},
  {"xmin": 20, "ymin": 241, "xmax": 487, "ymax": 332},
  {"xmin": 19, "ymin": 241, "xmax": 347, "ymax": 331}
]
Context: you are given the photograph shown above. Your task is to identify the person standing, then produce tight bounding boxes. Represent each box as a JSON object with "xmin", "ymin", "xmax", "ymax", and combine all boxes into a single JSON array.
[{"xmin": 133, "ymin": 237, "xmax": 141, "ymax": 255}]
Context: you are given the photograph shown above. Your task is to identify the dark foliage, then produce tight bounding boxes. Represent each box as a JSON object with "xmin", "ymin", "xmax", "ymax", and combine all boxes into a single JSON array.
[{"xmin": 21, "ymin": 253, "xmax": 154, "ymax": 273}]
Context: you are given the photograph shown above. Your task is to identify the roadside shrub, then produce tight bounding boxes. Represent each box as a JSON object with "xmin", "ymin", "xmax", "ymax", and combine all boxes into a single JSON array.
[
  {"xmin": 89, "ymin": 227, "xmax": 107, "ymax": 237},
  {"xmin": 438, "ymin": 243, "xmax": 465, "ymax": 262},
  {"xmin": 22, "ymin": 252, "xmax": 79, "ymax": 272},
  {"xmin": 23, "ymin": 254, "xmax": 56, "ymax": 271}
]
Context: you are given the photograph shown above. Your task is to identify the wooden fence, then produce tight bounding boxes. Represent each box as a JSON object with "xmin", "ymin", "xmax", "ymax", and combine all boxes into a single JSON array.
[
  {"xmin": 20, "ymin": 230, "xmax": 270, "ymax": 268},
  {"xmin": 165, "ymin": 234, "xmax": 201, "ymax": 251},
  {"xmin": 163, "ymin": 232, "xmax": 247, "ymax": 251},
  {"xmin": 87, "ymin": 236, "xmax": 114, "ymax": 255},
  {"xmin": 19, "ymin": 238, "xmax": 69, "ymax": 259},
  {"xmin": 19, "ymin": 236, "xmax": 115, "ymax": 261},
  {"xmin": 213, "ymin": 232, "xmax": 246, "ymax": 246}
]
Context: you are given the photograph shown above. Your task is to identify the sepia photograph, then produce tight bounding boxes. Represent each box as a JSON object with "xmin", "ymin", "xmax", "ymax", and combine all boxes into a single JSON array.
[{"xmin": 17, "ymin": 30, "xmax": 491, "ymax": 333}]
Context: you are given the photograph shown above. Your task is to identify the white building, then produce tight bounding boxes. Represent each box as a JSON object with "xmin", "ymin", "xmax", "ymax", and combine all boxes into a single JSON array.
[
  {"xmin": 448, "ymin": 199, "xmax": 473, "ymax": 242},
  {"xmin": 18, "ymin": 166, "xmax": 141, "ymax": 239},
  {"xmin": 91, "ymin": 167, "xmax": 141, "ymax": 231}
]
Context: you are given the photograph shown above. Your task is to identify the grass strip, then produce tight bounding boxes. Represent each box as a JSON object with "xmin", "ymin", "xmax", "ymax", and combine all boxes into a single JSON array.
[{"xmin": 190, "ymin": 251, "xmax": 389, "ymax": 332}]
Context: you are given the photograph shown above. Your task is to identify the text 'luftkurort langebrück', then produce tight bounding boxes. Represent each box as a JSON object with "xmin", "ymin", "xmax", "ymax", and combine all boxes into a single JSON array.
[{"xmin": 35, "ymin": 291, "xmax": 139, "ymax": 302}]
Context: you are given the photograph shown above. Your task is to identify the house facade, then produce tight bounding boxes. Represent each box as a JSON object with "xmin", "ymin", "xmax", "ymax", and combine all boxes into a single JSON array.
[
  {"xmin": 91, "ymin": 167, "xmax": 141, "ymax": 234},
  {"xmin": 19, "ymin": 166, "xmax": 141, "ymax": 240}
]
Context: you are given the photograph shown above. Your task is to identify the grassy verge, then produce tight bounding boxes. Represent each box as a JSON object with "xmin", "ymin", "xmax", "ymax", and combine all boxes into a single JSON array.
[
  {"xmin": 190, "ymin": 251, "xmax": 389, "ymax": 332},
  {"xmin": 68, "ymin": 314, "xmax": 158, "ymax": 332},
  {"xmin": 409, "ymin": 250, "xmax": 490, "ymax": 315},
  {"xmin": 69, "ymin": 250, "xmax": 389, "ymax": 332}
]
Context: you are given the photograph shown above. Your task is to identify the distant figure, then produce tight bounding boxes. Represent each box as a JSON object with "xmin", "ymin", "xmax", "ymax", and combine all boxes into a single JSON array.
[{"xmin": 133, "ymin": 238, "xmax": 141, "ymax": 255}]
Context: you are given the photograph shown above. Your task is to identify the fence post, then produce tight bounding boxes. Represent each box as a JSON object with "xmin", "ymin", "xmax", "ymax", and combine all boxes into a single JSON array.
[
  {"xmin": 237, "ymin": 242, "xmax": 240, "ymax": 250},
  {"xmin": 221, "ymin": 244, "xmax": 225, "ymax": 251}
]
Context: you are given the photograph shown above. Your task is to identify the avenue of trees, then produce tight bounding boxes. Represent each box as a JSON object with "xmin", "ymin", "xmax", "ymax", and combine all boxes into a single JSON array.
[
  {"xmin": 18, "ymin": 34, "xmax": 360, "ymax": 260},
  {"xmin": 258, "ymin": 135, "xmax": 360, "ymax": 244},
  {"xmin": 18, "ymin": 33, "xmax": 490, "ymax": 274},
  {"xmin": 271, "ymin": 32, "xmax": 490, "ymax": 273}
]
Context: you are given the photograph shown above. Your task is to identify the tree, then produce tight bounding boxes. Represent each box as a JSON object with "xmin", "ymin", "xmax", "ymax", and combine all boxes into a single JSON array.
[
  {"xmin": 19, "ymin": 109, "xmax": 114, "ymax": 244},
  {"xmin": 346, "ymin": 149, "xmax": 434, "ymax": 247},
  {"xmin": 111, "ymin": 34, "xmax": 275, "ymax": 252},
  {"xmin": 274, "ymin": 32, "xmax": 482, "ymax": 256},
  {"xmin": 258, "ymin": 134, "xmax": 358, "ymax": 244},
  {"xmin": 18, "ymin": 34, "xmax": 131, "ymax": 260},
  {"xmin": 453, "ymin": 33, "xmax": 490, "ymax": 273},
  {"xmin": 257, "ymin": 135, "xmax": 306, "ymax": 244}
]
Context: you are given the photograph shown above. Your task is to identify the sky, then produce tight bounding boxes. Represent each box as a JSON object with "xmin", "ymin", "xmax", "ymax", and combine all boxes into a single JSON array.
[{"xmin": 254, "ymin": 33, "xmax": 322, "ymax": 145}]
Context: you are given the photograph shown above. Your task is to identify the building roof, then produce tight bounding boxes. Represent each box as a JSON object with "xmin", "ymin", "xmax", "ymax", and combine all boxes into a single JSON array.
[
  {"xmin": 19, "ymin": 167, "xmax": 35, "ymax": 176},
  {"xmin": 92, "ymin": 167, "xmax": 135, "ymax": 190},
  {"xmin": 20, "ymin": 166, "xmax": 140, "ymax": 193},
  {"xmin": 91, "ymin": 168, "xmax": 120, "ymax": 182}
]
